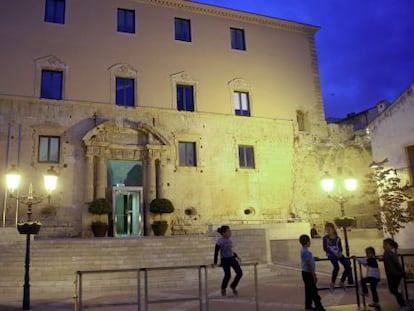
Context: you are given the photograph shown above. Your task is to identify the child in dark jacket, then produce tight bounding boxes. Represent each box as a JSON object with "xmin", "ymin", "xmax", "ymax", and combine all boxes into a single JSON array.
[
  {"xmin": 383, "ymin": 238, "xmax": 406, "ymax": 311},
  {"xmin": 323, "ymin": 222, "xmax": 351, "ymax": 290},
  {"xmin": 355, "ymin": 247, "xmax": 381, "ymax": 308},
  {"xmin": 213, "ymin": 225, "xmax": 243, "ymax": 296}
]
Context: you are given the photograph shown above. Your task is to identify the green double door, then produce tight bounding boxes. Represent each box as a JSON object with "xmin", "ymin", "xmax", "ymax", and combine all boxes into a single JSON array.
[{"xmin": 112, "ymin": 186, "xmax": 143, "ymax": 237}]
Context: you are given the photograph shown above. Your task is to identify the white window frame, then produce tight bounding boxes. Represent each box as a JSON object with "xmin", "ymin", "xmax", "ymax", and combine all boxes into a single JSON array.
[
  {"xmin": 109, "ymin": 63, "xmax": 138, "ymax": 106},
  {"xmin": 171, "ymin": 71, "xmax": 198, "ymax": 111},
  {"xmin": 35, "ymin": 55, "xmax": 67, "ymax": 99}
]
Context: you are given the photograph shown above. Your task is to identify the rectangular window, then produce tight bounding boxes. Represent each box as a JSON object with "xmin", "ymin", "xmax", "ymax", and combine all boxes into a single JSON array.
[
  {"xmin": 117, "ymin": 8, "xmax": 135, "ymax": 33},
  {"xmin": 44, "ymin": 0, "xmax": 65, "ymax": 24},
  {"xmin": 179, "ymin": 142, "xmax": 197, "ymax": 167},
  {"xmin": 177, "ymin": 85, "xmax": 194, "ymax": 112},
  {"xmin": 234, "ymin": 91, "xmax": 250, "ymax": 116},
  {"xmin": 38, "ymin": 136, "xmax": 60, "ymax": 163},
  {"xmin": 116, "ymin": 77, "xmax": 135, "ymax": 107},
  {"xmin": 407, "ymin": 145, "xmax": 414, "ymax": 183},
  {"xmin": 175, "ymin": 18, "xmax": 191, "ymax": 42},
  {"xmin": 231, "ymin": 28, "xmax": 246, "ymax": 50},
  {"xmin": 41, "ymin": 70, "xmax": 63, "ymax": 100},
  {"xmin": 238, "ymin": 145, "xmax": 255, "ymax": 169}
]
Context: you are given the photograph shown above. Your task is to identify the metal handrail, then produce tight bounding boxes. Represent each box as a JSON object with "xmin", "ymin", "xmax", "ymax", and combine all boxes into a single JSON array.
[
  {"xmin": 400, "ymin": 253, "xmax": 414, "ymax": 302},
  {"xmin": 142, "ymin": 265, "xmax": 207, "ymax": 311},
  {"xmin": 315, "ymin": 256, "xmax": 361, "ymax": 307},
  {"xmin": 74, "ymin": 262, "xmax": 259, "ymax": 311}
]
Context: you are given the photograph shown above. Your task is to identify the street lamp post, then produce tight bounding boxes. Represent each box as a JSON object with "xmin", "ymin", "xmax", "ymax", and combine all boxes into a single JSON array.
[
  {"xmin": 6, "ymin": 165, "xmax": 58, "ymax": 310},
  {"xmin": 320, "ymin": 171, "xmax": 358, "ymax": 257}
]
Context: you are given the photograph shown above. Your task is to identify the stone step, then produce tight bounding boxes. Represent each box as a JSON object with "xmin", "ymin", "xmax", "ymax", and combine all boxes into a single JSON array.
[{"xmin": 0, "ymin": 229, "xmax": 268, "ymax": 303}]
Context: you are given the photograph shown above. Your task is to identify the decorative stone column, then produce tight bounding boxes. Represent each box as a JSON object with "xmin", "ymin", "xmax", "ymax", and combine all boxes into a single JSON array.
[
  {"xmin": 82, "ymin": 153, "xmax": 95, "ymax": 237},
  {"xmin": 96, "ymin": 155, "xmax": 107, "ymax": 199},
  {"xmin": 144, "ymin": 150, "xmax": 157, "ymax": 235}
]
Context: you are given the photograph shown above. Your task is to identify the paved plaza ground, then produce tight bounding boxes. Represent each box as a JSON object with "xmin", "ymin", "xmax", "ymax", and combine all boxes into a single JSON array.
[{"xmin": 0, "ymin": 267, "xmax": 412, "ymax": 311}]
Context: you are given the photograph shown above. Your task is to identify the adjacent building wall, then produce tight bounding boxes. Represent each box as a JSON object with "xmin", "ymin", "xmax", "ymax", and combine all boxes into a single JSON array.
[{"xmin": 368, "ymin": 83, "xmax": 414, "ymax": 248}]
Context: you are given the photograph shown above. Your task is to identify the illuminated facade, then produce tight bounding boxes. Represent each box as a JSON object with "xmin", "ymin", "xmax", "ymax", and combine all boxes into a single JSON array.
[{"xmin": 0, "ymin": 0, "xmax": 375, "ymax": 237}]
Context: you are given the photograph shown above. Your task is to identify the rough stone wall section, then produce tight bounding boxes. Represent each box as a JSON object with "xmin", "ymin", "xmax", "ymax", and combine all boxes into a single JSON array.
[{"xmin": 307, "ymin": 34, "xmax": 328, "ymax": 137}]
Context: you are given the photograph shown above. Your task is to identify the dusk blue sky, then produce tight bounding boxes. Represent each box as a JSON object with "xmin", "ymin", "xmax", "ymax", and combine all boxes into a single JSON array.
[{"xmin": 192, "ymin": 0, "xmax": 414, "ymax": 118}]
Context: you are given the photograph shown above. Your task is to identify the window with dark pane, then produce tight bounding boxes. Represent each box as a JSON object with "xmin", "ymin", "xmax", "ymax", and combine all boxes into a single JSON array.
[
  {"xmin": 234, "ymin": 91, "xmax": 250, "ymax": 116},
  {"xmin": 41, "ymin": 70, "xmax": 63, "ymax": 100},
  {"xmin": 117, "ymin": 8, "xmax": 135, "ymax": 33},
  {"xmin": 231, "ymin": 28, "xmax": 246, "ymax": 50},
  {"xmin": 116, "ymin": 77, "xmax": 135, "ymax": 107},
  {"xmin": 297, "ymin": 110, "xmax": 306, "ymax": 131},
  {"xmin": 175, "ymin": 18, "xmax": 191, "ymax": 42},
  {"xmin": 44, "ymin": 0, "xmax": 65, "ymax": 24},
  {"xmin": 177, "ymin": 85, "xmax": 194, "ymax": 112},
  {"xmin": 38, "ymin": 136, "xmax": 60, "ymax": 163},
  {"xmin": 238, "ymin": 145, "xmax": 255, "ymax": 169},
  {"xmin": 179, "ymin": 142, "xmax": 197, "ymax": 167}
]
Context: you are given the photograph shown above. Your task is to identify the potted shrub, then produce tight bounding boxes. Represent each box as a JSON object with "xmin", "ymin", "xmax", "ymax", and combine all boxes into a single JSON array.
[
  {"xmin": 149, "ymin": 198, "xmax": 175, "ymax": 236},
  {"xmin": 88, "ymin": 198, "xmax": 112, "ymax": 237}
]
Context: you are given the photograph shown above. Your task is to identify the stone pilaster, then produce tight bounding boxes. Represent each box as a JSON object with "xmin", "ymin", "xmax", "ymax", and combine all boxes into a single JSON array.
[
  {"xmin": 96, "ymin": 155, "xmax": 107, "ymax": 199},
  {"xmin": 144, "ymin": 150, "xmax": 157, "ymax": 235},
  {"xmin": 85, "ymin": 154, "xmax": 94, "ymax": 202}
]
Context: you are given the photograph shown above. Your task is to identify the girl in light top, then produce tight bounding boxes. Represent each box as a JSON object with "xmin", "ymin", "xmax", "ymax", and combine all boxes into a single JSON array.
[
  {"xmin": 323, "ymin": 222, "xmax": 352, "ymax": 290},
  {"xmin": 355, "ymin": 247, "xmax": 381, "ymax": 308},
  {"xmin": 213, "ymin": 225, "xmax": 243, "ymax": 296}
]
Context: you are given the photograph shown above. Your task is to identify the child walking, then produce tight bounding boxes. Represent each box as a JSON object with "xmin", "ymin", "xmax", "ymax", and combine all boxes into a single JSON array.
[
  {"xmin": 383, "ymin": 238, "xmax": 407, "ymax": 311},
  {"xmin": 323, "ymin": 222, "xmax": 352, "ymax": 290},
  {"xmin": 300, "ymin": 234, "xmax": 325, "ymax": 311},
  {"xmin": 213, "ymin": 225, "xmax": 243, "ymax": 296},
  {"xmin": 355, "ymin": 247, "xmax": 381, "ymax": 308}
]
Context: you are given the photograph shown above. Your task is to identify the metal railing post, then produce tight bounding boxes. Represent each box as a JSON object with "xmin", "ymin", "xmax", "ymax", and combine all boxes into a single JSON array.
[
  {"xmin": 144, "ymin": 269, "xmax": 148, "ymax": 311},
  {"xmin": 198, "ymin": 266, "xmax": 202, "ymax": 311},
  {"xmin": 356, "ymin": 259, "xmax": 365, "ymax": 307},
  {"xmin": 400, "ymin": 254, "xmax": 409, "ymax": 302},
  {"xmin": 137, "ymin": 269, "xmax": 141, "ymax": 311},
  {"xmin": 204, "ymin": 265, "xmax": 209, "ymax": 311},
  {"xmin": 73, "ymin": 273, "xmax": 78, "ymax": 311},
  {"xmin": 78, "ymin": 272, "xmax": 83, "ymax": 311},
  {"xmin": 254, "ymin": 263, "xmax": 259, "ymax": 311},
  {"xmin": 353, "ymin": 257, "xmax": 360, "ymax": 307}
]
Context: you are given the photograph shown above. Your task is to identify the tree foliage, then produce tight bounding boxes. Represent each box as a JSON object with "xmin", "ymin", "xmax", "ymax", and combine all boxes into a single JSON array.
[{"xmin": 368, "ymin": 159, "xmax": 412, "ymax": 239}]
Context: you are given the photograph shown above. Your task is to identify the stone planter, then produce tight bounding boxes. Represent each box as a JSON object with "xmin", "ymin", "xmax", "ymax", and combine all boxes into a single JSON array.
[
  {"xmin": 17, "ymin": 222, "xmax": 42, "ymax": 235},
  {"xmin": 152, "ymin": 221, "xmax": 168, "ymax": 236},
  {"xmin": 91, "ymin": 222, "xmax": 108, "ymax": 237},
  {"xmin": 334, "ymin": 217, "xmax": 356, "ymax": 228}
]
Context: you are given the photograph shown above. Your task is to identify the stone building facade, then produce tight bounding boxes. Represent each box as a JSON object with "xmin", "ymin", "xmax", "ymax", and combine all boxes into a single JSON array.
[
  {"xmin": 367, "ymin": 83, "xmax": 414, "ymax": 247},
  {"xmin": 0, "ymin": 0, "xmax": 376, "ymax": 237}
]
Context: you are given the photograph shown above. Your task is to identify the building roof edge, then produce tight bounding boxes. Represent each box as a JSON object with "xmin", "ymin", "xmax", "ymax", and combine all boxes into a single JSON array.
[{"xmin": 135, "ymin": 0, "xmax": 320, "ymax": 34}]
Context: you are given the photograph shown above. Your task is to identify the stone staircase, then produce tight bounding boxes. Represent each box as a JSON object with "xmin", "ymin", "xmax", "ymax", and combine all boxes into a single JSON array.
[{"xmin": 0, "ymin": 228, "xmax": 269, "ymax": 304}]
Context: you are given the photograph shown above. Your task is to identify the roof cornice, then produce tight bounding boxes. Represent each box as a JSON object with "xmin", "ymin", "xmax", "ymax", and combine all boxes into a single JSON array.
[{"xmin": 135, "ymin": 0, "xmax": 319, "ymax": 34}]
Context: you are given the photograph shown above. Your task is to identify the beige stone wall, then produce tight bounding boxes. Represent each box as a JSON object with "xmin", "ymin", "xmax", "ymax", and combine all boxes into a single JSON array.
[
  {"xmin": 0, "ymin": 0, "xmax": 377, "ymax": 237},
  {"xmin": 0, "ymin": 0, "xmax": 325, "ymax": 132},
  {"xmin": 0, "ymin": 96, "xmax": 377, "ymax": 237},
  {"xmin": 290, "ymin": 124, "xmax": 377, "ymax": 227}
]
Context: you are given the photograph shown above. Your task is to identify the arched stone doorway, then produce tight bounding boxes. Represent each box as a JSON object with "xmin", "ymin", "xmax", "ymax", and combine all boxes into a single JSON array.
[{"xmin": 82, "ymin": 120, "xmax": 170, "ymax": 235}]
